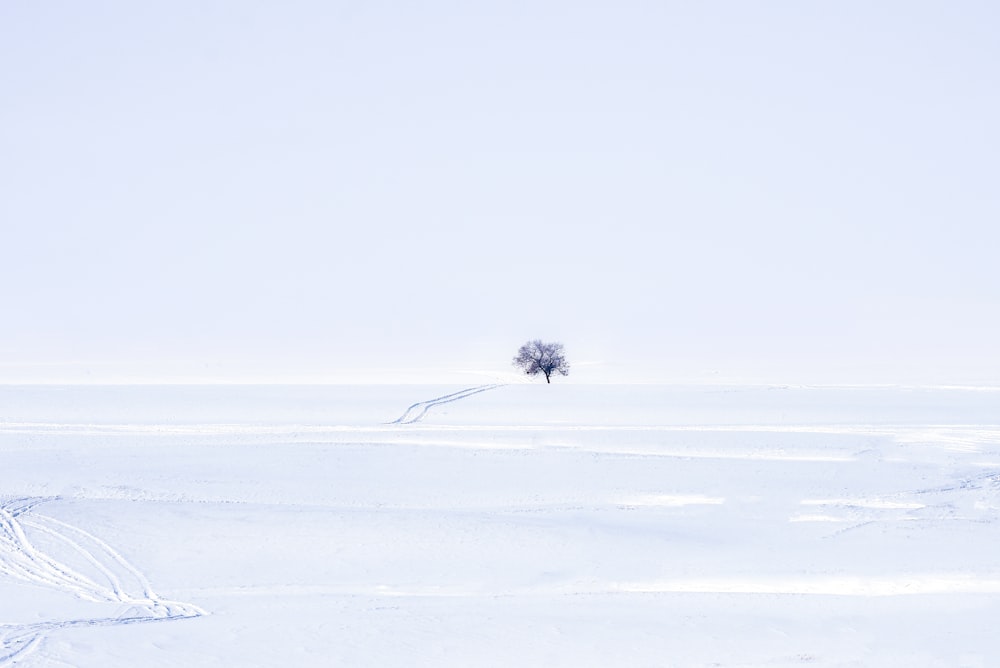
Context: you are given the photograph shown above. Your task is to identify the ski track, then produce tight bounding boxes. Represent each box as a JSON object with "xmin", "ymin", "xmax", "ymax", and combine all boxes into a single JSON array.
[
  {"xmin": 0, "ymin": 497, "xmax": 205, "ymax": 667},
  {"xmin": 388, "ymin": 384, "xmax": 504, "ymax": 424}
]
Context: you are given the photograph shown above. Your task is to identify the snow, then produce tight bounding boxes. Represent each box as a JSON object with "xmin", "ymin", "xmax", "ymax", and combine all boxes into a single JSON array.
[{"xmin": 1, "ymin": 383, "xmax": 999, "ymax": 666}]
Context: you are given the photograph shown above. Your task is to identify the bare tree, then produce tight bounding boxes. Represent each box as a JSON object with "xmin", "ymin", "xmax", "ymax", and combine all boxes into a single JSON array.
[{"xmin": 513, "ymin": 340, "xmax": 569, "ymax": 383}]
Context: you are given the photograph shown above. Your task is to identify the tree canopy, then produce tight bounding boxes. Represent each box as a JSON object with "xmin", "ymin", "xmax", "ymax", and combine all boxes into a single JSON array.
[{"xmin": 513, "ymin": 340, "xmax": 569, "ymax": 383}]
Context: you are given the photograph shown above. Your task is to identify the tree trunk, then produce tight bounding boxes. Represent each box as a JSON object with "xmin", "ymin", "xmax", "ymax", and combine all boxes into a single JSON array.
[{"xmin": 545, "ymin": 372, "xmax": 551, "ymax": 383}]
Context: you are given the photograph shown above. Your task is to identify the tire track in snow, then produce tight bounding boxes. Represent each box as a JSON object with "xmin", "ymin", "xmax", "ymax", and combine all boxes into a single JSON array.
[
  {"xmin": 1, "ymin": 613, "xmax": 203, "ymax": 668},
  {"xmin": 387, "ymin": 384, "xmax": 504, "ymax": 424},
  {"xmin": 0, "ymin": 497, "xmax": 205, "ymax": 666},
  {"xmin": 0, "ymin": 632, "xmax": 41, "ymax": 668},
  {"xmin": 0, "ymin": 504, "xmax": 109, "ymax": 602}
]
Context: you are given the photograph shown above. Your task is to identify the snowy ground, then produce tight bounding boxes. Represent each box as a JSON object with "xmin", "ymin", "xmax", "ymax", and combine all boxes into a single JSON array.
[{"xmin": 1, "ymin": 383, "xmax": 999, "ymax": 667}]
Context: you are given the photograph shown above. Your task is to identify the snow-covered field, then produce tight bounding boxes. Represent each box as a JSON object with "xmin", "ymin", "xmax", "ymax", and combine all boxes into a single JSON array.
[{"xmin": 2, "ymin": 384, "xmax": 999, "ymax": 667}]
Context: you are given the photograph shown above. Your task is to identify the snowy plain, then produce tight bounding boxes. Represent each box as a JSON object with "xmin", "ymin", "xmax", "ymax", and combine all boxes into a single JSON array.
[{"xmin": 1, "ymin": 383, "xmax": 999, "ymax": 667}]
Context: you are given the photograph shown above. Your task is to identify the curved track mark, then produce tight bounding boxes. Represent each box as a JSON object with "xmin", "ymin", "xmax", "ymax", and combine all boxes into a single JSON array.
[
  {"xmin": 0, "ymin": 497, "xmax": 205, "ymax": 665},
  {"xmin": 388, "ymin": 384, "xmax": 504, "ymax": 425}
]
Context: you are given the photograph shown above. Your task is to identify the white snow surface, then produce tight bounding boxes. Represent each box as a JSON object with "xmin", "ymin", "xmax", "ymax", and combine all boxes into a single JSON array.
[{"xmin": 1, "ymin": 383, "xmax": 999, "ymax": 667}]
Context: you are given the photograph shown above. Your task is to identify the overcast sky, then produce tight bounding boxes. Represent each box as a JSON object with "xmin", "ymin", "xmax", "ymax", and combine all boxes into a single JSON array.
[{"xmin": 3, "ymin": 1, "xmax": 998, "ymax": 384}]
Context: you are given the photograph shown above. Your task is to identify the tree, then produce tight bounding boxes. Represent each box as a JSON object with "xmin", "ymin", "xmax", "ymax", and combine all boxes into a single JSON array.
[{"xmin": 513, "ymin": 340, "xmax": 569, "ymax": 383}]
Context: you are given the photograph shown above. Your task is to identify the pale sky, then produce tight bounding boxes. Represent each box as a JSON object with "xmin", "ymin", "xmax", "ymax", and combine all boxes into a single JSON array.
[{"xmin": 2, "ymin": 1, "xmax": 998, "ymax": 383}]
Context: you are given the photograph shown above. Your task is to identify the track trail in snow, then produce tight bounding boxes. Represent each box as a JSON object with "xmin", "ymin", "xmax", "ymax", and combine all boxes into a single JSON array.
[
  {"xmin": 388, "ymin": 384, "xmax": 504, "ymax": 424},
  {"xmin": 0, "ymin": 497, "xmax": 205, "ymax": 667}
]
